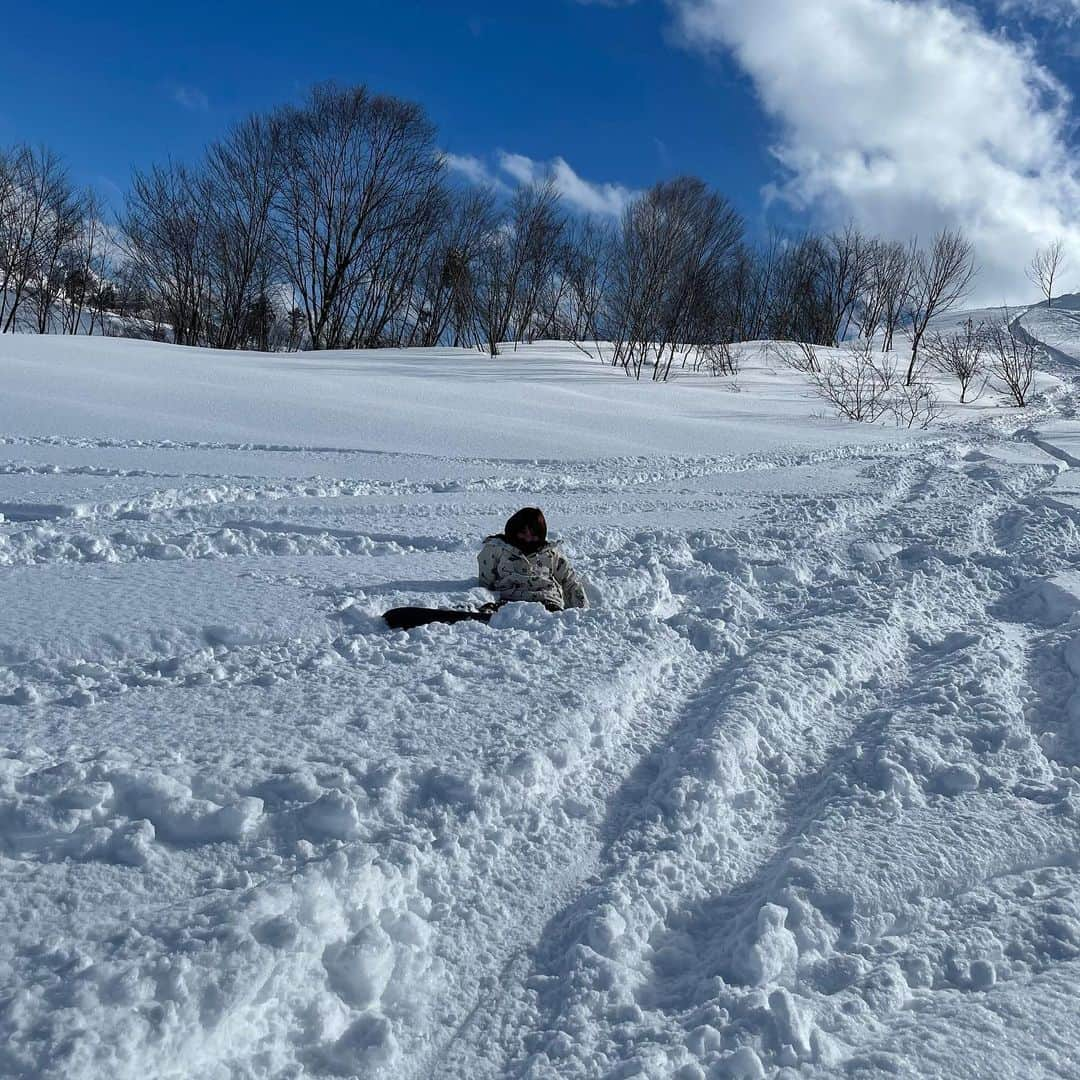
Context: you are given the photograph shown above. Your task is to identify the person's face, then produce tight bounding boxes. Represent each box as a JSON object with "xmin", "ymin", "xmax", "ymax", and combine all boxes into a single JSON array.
[{"xmin": 513, "ymin": 525, "xmax": 542, "ymax": 549}]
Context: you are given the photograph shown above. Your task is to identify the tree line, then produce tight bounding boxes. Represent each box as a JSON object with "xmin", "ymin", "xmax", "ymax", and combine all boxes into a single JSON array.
[
  {"xmin": 0, "ymin": 145, "xmax": 112, "ymax": 335},
  {"xmin": 1, "ymin": 81, "xmax": 1061, "ymax": 379}
]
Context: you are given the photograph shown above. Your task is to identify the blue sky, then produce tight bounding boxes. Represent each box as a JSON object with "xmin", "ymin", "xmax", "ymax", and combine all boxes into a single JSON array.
[
  {"xmin": 4, "ymin": 0, "xmax": 1080, "ymax": 298},
  {"xmin": 0, "ymin": 1, "xmax": 776, "ymax": 223}
]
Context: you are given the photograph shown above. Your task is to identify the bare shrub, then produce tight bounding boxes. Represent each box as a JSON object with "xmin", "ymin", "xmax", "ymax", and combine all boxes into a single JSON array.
[
  {"xmin": 923, "ymin": 317, "xmax": 985, "ymax": 403},
  {"xmin": 851, "ymin": 338, "xmax": 898, "ymax": 391},
  {"xmin": 983, "ymin": 313, "xmax": 1036, "ymax": 407},
  {"xmin": 891, "ymin": 379, "xmax": 943, "ymax": 429},
  {"xmin": 802, "ymin": 340, "xmax": 938, "ymax": 428},
  {"xmin": 691, "ymin": 340, "xmax": 738, "ymax": 376},
  {"xmin": 776, "ymin": 340, "xmax": 821, "ymax": 374},
  {"xmin": 808, "ymin": 346, "xmax": 893, "ymax": 423}
]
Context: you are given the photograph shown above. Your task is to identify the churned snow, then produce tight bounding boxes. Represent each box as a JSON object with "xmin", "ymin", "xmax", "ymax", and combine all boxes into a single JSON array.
[{"xmin": 3, "ymin": 320, "xmax": 1080, "ymax": 1079}]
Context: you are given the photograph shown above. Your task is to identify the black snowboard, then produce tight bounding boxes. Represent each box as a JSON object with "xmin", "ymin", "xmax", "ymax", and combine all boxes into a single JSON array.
[{"xmin": 383, "ymin": 606, "xmax": 495, "ymax": 630}]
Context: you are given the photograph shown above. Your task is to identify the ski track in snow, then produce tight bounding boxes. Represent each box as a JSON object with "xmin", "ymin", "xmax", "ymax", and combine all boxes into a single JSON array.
[{"xmin": 4, "ymin": 327, "xmax": 1080, "ymax": 1078}]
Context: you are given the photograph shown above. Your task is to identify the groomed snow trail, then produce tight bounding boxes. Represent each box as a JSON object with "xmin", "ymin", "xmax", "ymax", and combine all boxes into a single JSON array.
[{"xmin": 3, "ymin": 335, "xmax": 1080, "ymax": 1079}]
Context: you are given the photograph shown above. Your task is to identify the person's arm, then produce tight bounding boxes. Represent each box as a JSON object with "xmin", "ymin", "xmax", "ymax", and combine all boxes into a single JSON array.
[
  {"xmin": 478, "ymin": 544, "xmax": 499, "ymax": 591},
  {"xmin": 553, "ymin": 549, "xmax": 588, "ymax": 609}
]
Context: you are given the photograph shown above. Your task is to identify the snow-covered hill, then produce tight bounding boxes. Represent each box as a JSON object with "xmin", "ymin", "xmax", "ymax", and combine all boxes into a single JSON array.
[
  {"xmin": 3, "ymin": 328, "xmax": 1080, "ymax": 1078},
  {"xmin": 1017, "ymin": 295, "xmax": 1080, "ymax": 375}
]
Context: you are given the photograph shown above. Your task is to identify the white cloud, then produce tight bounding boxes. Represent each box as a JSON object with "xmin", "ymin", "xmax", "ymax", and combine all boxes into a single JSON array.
[
  {"xmin": 670, "ymin": 0, "xmax": 1080, "ymax": 302},
  {"xmin": 169, "ymin": 84, "xmax": 210, "ymax": 112},
  {"xmin": 996, "ymin": 0, "xmax": 1080, "ymax": 22},
  {"xmin": 444, "ymin": 150, "xmax": 635, "ymax": 217},
  {"xmin": 497, "ymin": 152, "xmax": 635, "ymax": 216},
  {"xmin": 443, "ymin": 152, "xmax": 507, "ymax": 190}
]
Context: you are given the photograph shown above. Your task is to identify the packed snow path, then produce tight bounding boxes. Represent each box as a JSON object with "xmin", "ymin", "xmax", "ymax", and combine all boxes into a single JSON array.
[{"xmin": 3, "ymin": 334, "xmax": 1080, "ymax": 1078}]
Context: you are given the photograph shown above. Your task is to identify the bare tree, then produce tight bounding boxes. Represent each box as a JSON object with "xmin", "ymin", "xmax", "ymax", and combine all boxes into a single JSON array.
[
  {"xmin": 121, "ymin": 161, "xmax": 213, "ymax": 345},
  {"xmin": 61, "ymin": 192, "xmax": 110, "ymax": 334},
  {"xmin": 858, "ymin": 239, "xmax": 912, "ymax": 350},
  {"xmin": 0, "ymin": 147, "xmax": 26, "ymax": 329},
  {"xmin": 272, "ymin": 83, "xmax": 446, "ymax": 350},
  {"xmin": 561, "ymin": 216, "xmax": 615, "ymax": 357},
  {"xmin": 201, "ymin": 115, "xmax": 283, "ymax": 349},
  {"xmin": 1026, "ymin": 239, "xmax": 1066, "ymax": 308},
  {"xmin": 21, "ymin": 80, "xmax": 992, "ymax": 364},
  {"xmin": 655, "ymin": 179, "xmax": 743, "ymax": 379},
  {"xmin": 409, "ymin": 185, "xmax": 497, "ymax": 348},
  {"xmin": 766, "ymin": 234, "xmax": 839, "ymax": 346},
  {"xmin": 0, "ymin": 145, "xmax": 82, "ymax": 333},
  {"xmin": 26, "ymin": 179, "xmax": 85, "ymax": 333},
  {"xmin": 922, "ymin": 317, "xmax": 985, "ymax": 403},
  {"xmin": 903, "ymin": 229, "xmax": 976, "ymax": 384},
  {"xmin": 473, "ymin": 181, "xmax": 566, "ymax": 356},
  {"xmin": 284, "ymin": 306, "xmax": 305, "ymax": 351},
  {"xmin": 507, "ymin": 184, "xmax": 567, "ymax": 345},
  {"xmin": 608, "ymin": 177, "xmax": 742, "ymax": 380},
  {"xmin": 607, "ymin": 186, "xmax": 675, "ymax": 378},
  {"xmin": 719, "ymin": 238, "xmax": 776, "ymax": 344},
  {"xmin": 818, "ymin": 224, "xmax": 874, "ymax": 345}
]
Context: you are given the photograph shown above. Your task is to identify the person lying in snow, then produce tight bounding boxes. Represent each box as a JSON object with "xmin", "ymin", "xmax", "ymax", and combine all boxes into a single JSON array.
[
  {"xmin": 478, "ymin": 507, "xmax": 588, "ymax": 612},
  {"xmin": 382, "ymin": 507, "xmax": 586, "ymax": 629}
]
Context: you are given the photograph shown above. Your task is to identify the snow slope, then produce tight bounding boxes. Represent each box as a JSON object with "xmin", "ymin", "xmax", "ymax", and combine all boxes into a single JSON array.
[
  {"xmin": 1017, "ymin": 296, "xmax": 1080, "ymax": 374},
  {"xmin": 3, "ymin": 330, "xmax": 1080, "ymax": 1078},
  {"xmin": 0, "ymin": 335, "xmax": 923, "ymax": 460}
]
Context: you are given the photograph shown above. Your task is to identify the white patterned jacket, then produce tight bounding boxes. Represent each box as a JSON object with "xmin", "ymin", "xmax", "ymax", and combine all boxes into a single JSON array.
[{"xmin": 477, "ymin": 536, "xmax": 588, "ymax": 611}]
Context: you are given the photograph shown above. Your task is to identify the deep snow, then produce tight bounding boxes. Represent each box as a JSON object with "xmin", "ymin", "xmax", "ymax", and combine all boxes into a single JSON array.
[{"xmin": 3, "ymin": 321, "xmax": 1080, "ymax": 1079}]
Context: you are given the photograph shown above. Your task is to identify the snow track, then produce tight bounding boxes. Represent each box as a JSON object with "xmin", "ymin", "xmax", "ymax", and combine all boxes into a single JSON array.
[
  {"xmin": 450, "ymin": 447, "xmax": 1080, "ymax": 1078},
  {"xmin": 4, "ymin": 335, "xmax": 1080, "ymax": 1078}
]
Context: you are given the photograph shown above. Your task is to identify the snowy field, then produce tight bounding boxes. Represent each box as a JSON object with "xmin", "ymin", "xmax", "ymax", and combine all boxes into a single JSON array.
[{"xmin": 3, "ymin": 318, "xmax": 1080, "ymax": 1079}]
